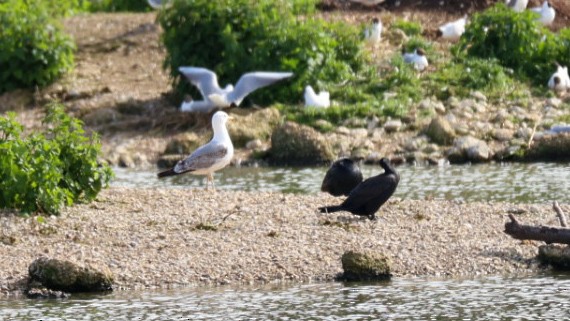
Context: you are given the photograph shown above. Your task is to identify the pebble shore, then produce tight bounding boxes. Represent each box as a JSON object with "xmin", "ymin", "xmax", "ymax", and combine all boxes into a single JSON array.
[{"xmin": 0, "ymin": 187, "xmax": 556, "ymax": 296}]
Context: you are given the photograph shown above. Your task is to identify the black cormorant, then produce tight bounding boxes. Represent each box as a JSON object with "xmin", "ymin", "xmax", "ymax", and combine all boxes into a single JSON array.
[
  {"xmin": 318, "ymin": 157, "xmax": 400, "ymax": 220},
  {"xmin": 321, "ymin": 158, "xmax": 363, "ymax": 197}
]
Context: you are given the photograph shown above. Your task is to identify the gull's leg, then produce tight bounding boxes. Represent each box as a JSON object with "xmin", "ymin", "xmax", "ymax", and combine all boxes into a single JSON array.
[{"xmin": 210, "ymin": 173, "xmax": 216, "ymax": 191}]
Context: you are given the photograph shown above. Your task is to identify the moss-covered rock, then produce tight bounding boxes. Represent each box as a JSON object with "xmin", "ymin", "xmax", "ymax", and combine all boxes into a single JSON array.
[
  {"xmin": 227, "ymin": 108, "xmax": 281, "ymax": 148},
  {"xmin": 538, "ymin": 244, "xmax": 570, "ymax": 270},
  {"xmin": 163, "ymin": 132, "xmax": 206, "ymax": 155},
  {"xmin": 269, "ymin": 121, "xmax": 335, "ymax": 165},
  {"xmin": 28, "ymin": 257, "xmax": 113, "ymax": 293},
  {"xmin": 339, "ymin": 250, "xmax": 391, "ymax": 281},
  {"xmin": 526, "ymin": 133, "xmax": 570, "ymax": 161},
  {"xmin": 425, "ymin": 117, "xmax": 455, "ymax": 145}
]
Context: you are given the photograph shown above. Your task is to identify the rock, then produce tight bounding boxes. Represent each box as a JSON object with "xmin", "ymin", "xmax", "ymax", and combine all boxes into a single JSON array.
[
  {"xmin": 492, "ymin": 128, "xmax": 514, "ymax": 142},
  {"xmin": 447, "ymin": 136, "xmax": 491, "ymax": 163},
  {"xmin": 470, "ymin": 91, "xmax": 487, "ymax": 102},
  {"xmin": 227, "ymin": 108, "xmax": 281, "ymax": 148},
  {"xmin": 163, "ymin": 133, "xmax": 205, "ymax": 155},
  {"xmin": 343, "ymin": 117, "xmax": 367, "ymax": 128},
  {"xmin": 28, "ymin": 257, "xmax": 113, "ymax": 293},
  {"xmin": 546, "ymin": 97, "xmax": 562, "ymax": 108},
  {"xmin": 538, "ymin": 245, "xmax": 570, "ymax": 270},
  {"xmin": 245, "ymin": 139, "xmax": 264, "ymax": 150},
  {"xmin": 384, "ymin": 120, "xmax": 403, "ymax": 133},
  {"xmin": 404, "ymin": 136, "xmax": 428, "ymax": 152},
  {"xmin": 526, "ymin": 133, "xmax": 570, "ymax": 161},
  {"xmin": 82, "ymin": 108, "xmax": 121, "ymax": 127},
  {"xmin": 269, "ymin": 122, "xmax": 335, "ymax": 165},
  {"xmin": 25, "ymin": 281, "xmax": 70, "ymax": 299},
  {"xmin": 425, "ymin": 117, "xmax": 455, "ymax": 145},
  {"xmin": 338, "ymin": 250, "xmax": 391, "ymax": 281}
]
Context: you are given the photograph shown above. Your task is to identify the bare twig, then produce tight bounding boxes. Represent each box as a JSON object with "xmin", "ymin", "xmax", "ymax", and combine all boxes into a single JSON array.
[{"xmin": 553, "ymin": 201, "xmax": 568, "ymax": 228}]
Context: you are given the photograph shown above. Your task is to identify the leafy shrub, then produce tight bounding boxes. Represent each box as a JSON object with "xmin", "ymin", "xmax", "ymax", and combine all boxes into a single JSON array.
[
  {"xmin": 0, "ymin": 104, "xmax": 113, "ymax": 214},
  {"xmin": 0, "ymin": 0, "xmax": 75, "ymax": 93},
  {"xmin": 426, "ymin": 57, "xmax": 529, "ymax": 101},
  {"xmin": 391, "ymin": 19, "xmax": 422, "ymax": 37},
  {"xmin": 456, "ymin": 3, "xmax": 560, "ymax": 84},
  {"xmin": 158, "ymin": 0, "xmax": 369, "ymax": 106},
  {"xmin": 90, "ymin": 0, "xmax": 150, "ymax": 12}
]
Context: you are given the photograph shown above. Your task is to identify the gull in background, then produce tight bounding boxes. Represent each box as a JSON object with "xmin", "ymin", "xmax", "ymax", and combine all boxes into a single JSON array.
[
  {"xmin": 548, "ymin": 64, "xmax": 570, "ymax": 93},
  {"xmin": 507, "ymin": 0, "xmax": 528, "ymax": 12},
  {"xmin": 530, "ymin": 1, "xmax": 556, "ymax": 26},
  {"xmin": 364, "ymin": 17, "xmax": 383, "ymax": 44},
  {"xmin": 179, "ymin": 67, "xmax": 293, "ymax": 113},
  {"xmin": 402, "ymin": 48, "xmax": 429, "ymax": 71},
  {"xmin": 147, "ymin": 0, "xmax": 167, "ymax": 9},
  {"xmin": 304, "ymin": 85, "xmax": 330, "ymax": 108},
  {"xmin": 157, "ymin": 111, "xmax": 234, "ymax": 190},
  {"xmin": 437, "ymin": 16, "xmax": 467, "ymax": 41}
]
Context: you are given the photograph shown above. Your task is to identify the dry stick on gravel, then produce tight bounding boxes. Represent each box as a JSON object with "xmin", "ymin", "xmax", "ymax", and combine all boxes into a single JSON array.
[
  {"xmin": 553, "ymin": 201, "xmax": 568, "ymax": 227},
  {"xmin": 505, "ymin": 211, "xmax": 570, "ymax": 245}
]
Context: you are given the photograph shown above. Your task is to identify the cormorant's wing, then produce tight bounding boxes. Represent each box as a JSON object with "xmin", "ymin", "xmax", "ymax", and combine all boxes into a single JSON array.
[{"xmin": 227, "ymin": 72, "xmax": 293, "ymax": 104}]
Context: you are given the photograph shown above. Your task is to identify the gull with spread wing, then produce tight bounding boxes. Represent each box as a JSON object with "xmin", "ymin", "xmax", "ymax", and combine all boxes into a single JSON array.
[{"xmin": 179, "ymin": 67, "xmax": 293, "ymax": 113}]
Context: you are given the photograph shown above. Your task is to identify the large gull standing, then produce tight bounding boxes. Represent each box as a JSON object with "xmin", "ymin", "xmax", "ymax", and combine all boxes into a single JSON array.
[
  {"xmin": 179, "ymin": 67, "xmax": 293, "ymax": 113},
  {"xmin": 157, "ymin": 111, "xmax": 234, "ymax": 190}
]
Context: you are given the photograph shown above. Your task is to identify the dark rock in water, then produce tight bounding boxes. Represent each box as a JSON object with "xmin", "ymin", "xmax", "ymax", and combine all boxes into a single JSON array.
[
  {"xmin": 25, "ymin": 280, "xmax": 70, "ymax": 299},
  {"xmin": 538, "ymin": 245, "xmax": 570, "ymax": 269},
  {"xmin": 270, "ymin": 121, "xmax": 335, "ymax": 165},
  {"xmin": 321, "ymin": 158, "xmax": 363, "ymax": 197},
  {"xmin": 319, "ymin": 157, "xmax": 399, "ymax": 220},
  {"xmin": 28, "ymin": 257, "xmax": 113, "ymax": 293},
  {"xmin": 338, "ymin": 250, "xmax": 391, "ymax": 281}
]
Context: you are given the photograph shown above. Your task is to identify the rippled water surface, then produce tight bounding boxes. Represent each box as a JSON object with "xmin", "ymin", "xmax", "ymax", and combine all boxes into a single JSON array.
[
  {"xmin": 113, "ymin": 162, "xmax": 570, "ymax": 203},
  {"xmin": 3, "ymin": 273, "xmax": 570, "ymax": 320}
]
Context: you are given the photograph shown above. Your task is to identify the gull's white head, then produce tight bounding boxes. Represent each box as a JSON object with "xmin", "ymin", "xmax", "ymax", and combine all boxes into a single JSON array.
[{"xmin": 212, "ymin": 111, "xmax": 230, "ymax": 126}]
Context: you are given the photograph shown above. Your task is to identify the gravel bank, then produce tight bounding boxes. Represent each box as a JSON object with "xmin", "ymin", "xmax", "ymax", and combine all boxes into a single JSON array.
[{"xmin": 0, "ymin": 187, "xmax": 554, "ymax": 295}]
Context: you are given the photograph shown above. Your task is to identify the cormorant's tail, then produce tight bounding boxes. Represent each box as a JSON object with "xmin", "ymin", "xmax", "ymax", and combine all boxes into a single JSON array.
[
  {"xmin": 157, "ymin": 168, "xmax": 177, "ymax": 178},
  {"xmin": 319, "ymin": 205, "xmax": 343, "ymax": 213}
]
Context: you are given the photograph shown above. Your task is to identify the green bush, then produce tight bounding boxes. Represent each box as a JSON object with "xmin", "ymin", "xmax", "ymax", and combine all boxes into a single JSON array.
[
  {"xmin": 0, "ymin": 0, "xmax": 75, "ymax": 93},
  {"xmin": 0, "ymin": 104, "xmax": 113, "ymax": 215},
  {"xmin": 158, "ymin": 0, "xmax": 369, "ymax": 105},
  {"xmin": 89, "ymin": 0, "xmax": 150, "ymax": 12},
  {"xmin": 456, "ymin": 3, "xmax": 560, "ymax": 85}
]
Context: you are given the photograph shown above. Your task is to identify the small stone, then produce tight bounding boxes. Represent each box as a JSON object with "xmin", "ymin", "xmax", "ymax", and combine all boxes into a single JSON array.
[
  {"xmin": 425, "ymin": 117, "xmax": 455, "ymax": 145},
  {"xmin": 245, "ymin": 139, "xmax": 263, "ymax": 150},
  {"xmin": 384, "ymin": 120, "xmax": 402, "ymax": 133},
  {"xmin": 470, "ymin": 91, "xmax": 487, "ymax": 102},
  {"xmin": 493, "ymin": 128, "xmax": 514, "ymax": 142}
]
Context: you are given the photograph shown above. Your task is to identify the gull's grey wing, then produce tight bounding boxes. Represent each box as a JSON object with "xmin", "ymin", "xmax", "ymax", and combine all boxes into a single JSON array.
[
  {"xmin": 174, "ymin": 142, "xmax": 228, "ymax": 173},
  {"xmin": 227, "ymin": 72, "xmax": 293, "ymax": 104},
  {"xmin": 179, "ymin": 67, "xmax": 224, "ymax": 98}
]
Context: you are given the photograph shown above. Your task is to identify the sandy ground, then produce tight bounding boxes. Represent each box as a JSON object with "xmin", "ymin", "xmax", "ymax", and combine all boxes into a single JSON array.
[{"xmin": 0, "ymin": 187, "xmax": 559, "ymax": 296}]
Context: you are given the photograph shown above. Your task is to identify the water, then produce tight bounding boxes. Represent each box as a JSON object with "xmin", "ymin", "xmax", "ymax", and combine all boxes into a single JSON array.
[
  {"xmin": 3, "ymin": 273, "xmax": 570, "ymax": 320},
  {"xmin": 114, "ymin": 162, "xmax": 570, "ymax": 203}
]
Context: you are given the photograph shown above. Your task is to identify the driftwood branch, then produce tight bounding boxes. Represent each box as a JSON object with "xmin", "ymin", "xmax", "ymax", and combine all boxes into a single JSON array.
[
  {"xmin": 553, "ymin": 201, "xmax": 568, "ymax": 227},
  {"xmin": 504, "ymin": 214, "xmax": 570, "ymax": 245}
]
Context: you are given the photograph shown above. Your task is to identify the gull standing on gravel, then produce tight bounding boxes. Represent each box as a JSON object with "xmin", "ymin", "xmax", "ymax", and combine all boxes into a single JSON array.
[
  {"xmin": 530, "ymin": 1, "xmax": 556, "ymax": 26},
  {"xmin": 179, "ymin": 67, "xmax": 293, "ymax": 113},
  {"xmin": 304, "ymin": 85, "xmax": 330, "ymax": 108},
  {"xmin": 157, "ymin": 111, "xmax": 234, "ymax": 190},
  {"xmin": 364, "ymin": 17, "xmax": 383, "ymax": 44},
  {"xmin": 402, "ymin": 48, "xmax": 429, "ymax": 71},
  {"xmin": 548, "ymin": 65, "xmax": 570, "ymax": 93},
  {"xmin": 507, "ymin": 0, "xmax": 528, "ymax": 12},
  {"xmin": 437, "ymin": 16, "xmax": 467, "ymax": 41}
]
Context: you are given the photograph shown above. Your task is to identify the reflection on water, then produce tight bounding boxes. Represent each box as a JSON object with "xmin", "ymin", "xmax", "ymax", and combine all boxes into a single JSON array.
[
  {"xmin": 3, "ymin": 273, "xmax": 570, "ymax": 320},
  {"xmin": 113, "ymin": 162, "xmax": 570, "ymax": 203}
]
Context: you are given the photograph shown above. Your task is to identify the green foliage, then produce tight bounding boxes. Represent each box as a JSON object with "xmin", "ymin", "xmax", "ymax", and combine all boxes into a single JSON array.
[
  {"xmin": 0, "ymin": 0, "xmax": 75, "ymax": 93},
  {"xmin": 158, "ymin": 0, "xmax": 368, "ymax": 105},
  {"xmin": 0, "ymin": 104, "xmax": 113, "ymax": 215},
  {"xmin": 455, "ymin": 3, "xmax": 561, "ymax": 85},
  {"xmin": 426, "ymin": 57, "xmax": 529, "ymax": 101},
  {"xmin": 89, "ymin": 0, "xmax": 150, "ymax": 12},
  {"xmin": 391, "ymin": 19, "xmax": 422, "ymax": 36}
]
